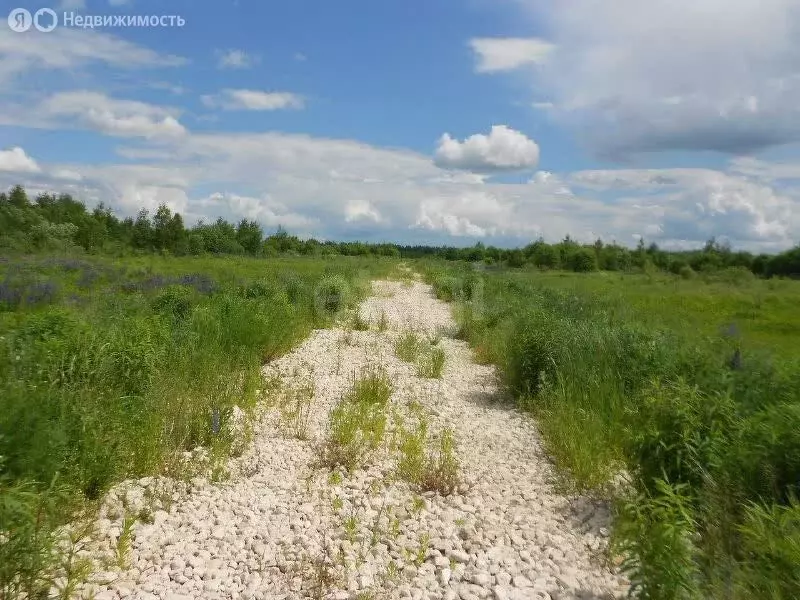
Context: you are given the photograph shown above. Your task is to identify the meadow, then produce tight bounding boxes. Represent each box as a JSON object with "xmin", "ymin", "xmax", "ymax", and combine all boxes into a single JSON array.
[
  {"xmin": 424, "ymin": 262, "xmax": 800, "ymax": 599},
  {"xmin": 0, "ymin": 253, "xmax": 395, "ymax": 598}
]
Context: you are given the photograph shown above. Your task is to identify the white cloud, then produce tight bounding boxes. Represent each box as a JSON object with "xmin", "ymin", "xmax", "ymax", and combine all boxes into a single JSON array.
[
  {"xmin": 0, "ymin": 27, "xmax": 185, "ymax": 86},
  {"xmin": 39, "ymin": 91, "xmax": 186, "ymax": 139},
  {"xmin": 511, "ymin": 0, "xmax": 800, "ymax": 156},
  {"xmin": 1, "ymin": 103, "xmax": 797, "ymax": 252},
  {"xmin": 729, "ymin": 156, "xmax": 800, "ymax": 182},
  {"xmin": 201, "ymin": 89, "xmax": 305, "ymax": 111},
  {"xmin": 149, "ymin": 82, "xmax": 185, "ymax": 95},
  {"xmin": 215, "ymin": 49, "xmax": 260, "ymax": 69},
  {"xmin": 196, "ymin": 192, "xmax": 318, "ymax": 232},
  {"xmin": 345, "ymin": 200, "xmax": 384, "ymax": 224},
  {"xmin": 469, "ymin": 37, "xmax": 554, "ymax": 73},
  {"xmin": 58, "ymin": 0, "xmax": 86, "ymax": 8},
  {"xmin": 51, "ymin": 168, "xmax": 83, "ymax": 181},
  {"xmin": 108, "ymin": 0, "xmax": 132, "ymax": 6},
  {"xmin": 294, "ymin": 53, "xmax": 307, "ymax": 62},
  {"xmin": 434, "ymin": 125, "xmax": 540, "ymax": 172},
  {"xmin": 0, "ymin": 147, "xmax": 41, "ymax": 173},
  {"xmin": 569, "ymin": 167, "xmax": 798, "ymax": 247}
]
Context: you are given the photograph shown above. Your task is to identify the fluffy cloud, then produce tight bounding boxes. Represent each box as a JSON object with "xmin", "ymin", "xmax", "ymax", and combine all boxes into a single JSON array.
[
  {"xmin": 345, "ymin": 200, "xmax": 384, "ymax": 224},
  {"xmin": 570, "ymin": 167, "xmax": 798, "ymax": 248},
  {"xmin": 469, "ymin": 38, "xmax": 554, "ymax": 73},
  {"xmin": 215, "ymin": 49, "xmax": 260, "ymax": 69},
  {"xmin": 0, "ymin": 147, "xmax": 41, "ymax": 173},
  {"xmin": 38, "ymin": 91, "xmax": 186, "ymax": 138},
  {"xmin": 434, "ymin": 125, "xmax": 540, "ymax": 172},
  {"xmin": 511, "ymin": 0, "xmax": 800, "ymax": 156},
  {"xmin": 2, "ymin": 120, "xmax": 797, "ymax": 252},
  {"xmin": 5, "ymin": 131, "xmax": 799, "ymax": 251},
  {"xmin": 201, "ymin": 89, "xmax": 305, "ymax": 111}
]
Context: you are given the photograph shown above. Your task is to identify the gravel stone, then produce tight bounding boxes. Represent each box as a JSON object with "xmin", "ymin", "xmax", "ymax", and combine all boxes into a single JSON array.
[{"xmin": 72, "ymin": 275, "xmax": 627, "ymax": 600}]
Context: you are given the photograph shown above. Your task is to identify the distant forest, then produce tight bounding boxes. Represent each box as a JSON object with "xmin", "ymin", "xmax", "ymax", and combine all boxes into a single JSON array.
[{"xmin": 2, "ymin": 185, "xmax": 799, "ymax": 277}]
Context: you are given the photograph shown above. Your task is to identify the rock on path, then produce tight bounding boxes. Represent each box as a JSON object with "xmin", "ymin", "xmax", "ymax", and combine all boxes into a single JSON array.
[{"xmin": 77, "ymin": 276, "xmax": 628, "ymax": 600}]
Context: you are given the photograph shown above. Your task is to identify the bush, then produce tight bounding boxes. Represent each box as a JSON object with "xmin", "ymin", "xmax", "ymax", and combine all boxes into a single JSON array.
[
  {"xmin": 151, "ymin": 284, "xmax": 194, "ymax": 320},
  {"xmin": 504, "ymin": 312, "xmax": 562, "ymax": 398},
  {"xmin": 565, "ymin": 248, "xmax": 598, "ymax": 272},
  {"xmin": 314, "ymin": 275, "xmax": 350, "ymax": 316},
  {"xmin": 612, "ymin": 479, "xmax": 701, "ymax": 600}
]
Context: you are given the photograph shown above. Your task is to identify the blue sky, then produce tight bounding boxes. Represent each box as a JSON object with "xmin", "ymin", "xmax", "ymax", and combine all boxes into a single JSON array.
[{"xmin": 1, "ymin": 0, "xmax": 799, "ymax": 251}]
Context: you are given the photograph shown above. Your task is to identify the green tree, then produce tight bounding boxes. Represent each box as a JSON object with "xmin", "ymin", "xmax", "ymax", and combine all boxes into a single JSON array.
[
  {"xmin": 236, "ymin": 219, "xmax": 263, "ymax": 255},
  {"xmin": 9, "ymin": 185, "xmax": 28, "ymax": 208},
  {"xmin": 132, "ymin": 209, "xmax": 154, "ymax": 250}
]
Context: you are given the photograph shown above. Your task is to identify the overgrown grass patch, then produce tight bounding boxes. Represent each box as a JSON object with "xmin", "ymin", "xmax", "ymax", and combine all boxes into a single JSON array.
[
  {"xmin": 394, "ymin": 331, "xmax": 446, "ymax": 379},
  {"xmin": 317, "ymin": 368, "xmax": 393, "ymax": 472},
  {"xmin": 420, "ymin": 260, "xmax": 800, "ymax": 598},
  {"xmin": 0, "ymin": 254, "xmax": 393, "ymax": 595}
]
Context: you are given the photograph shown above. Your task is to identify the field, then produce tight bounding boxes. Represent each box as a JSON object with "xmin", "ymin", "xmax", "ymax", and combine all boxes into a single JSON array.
[
  {"xmin": 424, "ymin": 262, "xmax": 800, "ymax": 599},
  {"xmin": 2, "ymin": 251, "xmax": 800, "ymax": 599},
  {"xmin": 0, "ymin": 253, "xmax": 395, "ymax": 598}
]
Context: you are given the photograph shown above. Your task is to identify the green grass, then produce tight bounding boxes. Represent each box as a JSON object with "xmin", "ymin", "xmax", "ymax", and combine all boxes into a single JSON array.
[
  {"xmin": 393, "ymin": 331, "xmax": 446, "ymax": 379},
  {"xmin": 422, "ymin": 260, "xmax": 800, "ymax": 599},
  {"xmin": 0, "ymin": 252, "xmax": 396, "ymax": 596},
  {"xmin": 395, "ymin": 414, "xmax": 460, "ymax": 496},
  {"xmin": 318, "ymin": 367, "xmax": 393, "ymax": 472}
]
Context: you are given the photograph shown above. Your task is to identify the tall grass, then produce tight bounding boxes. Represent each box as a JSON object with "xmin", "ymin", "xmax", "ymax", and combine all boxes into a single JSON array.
[
  {"xmin": 0, "ymin": 253, "xmax": 395, "ymax": 596},
  {"xmin": 422, "ymin": 262, "xmax": 800, "ymax": 599}
]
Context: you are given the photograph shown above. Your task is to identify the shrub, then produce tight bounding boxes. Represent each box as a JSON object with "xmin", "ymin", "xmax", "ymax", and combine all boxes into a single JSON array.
[
  {"xmin": 0, "ymin": 465, "xmax": 74, "ymax": 600},
  {"xmin": 735, "ymin": 499, "xmax": 800, "ymax": 598},
  {"xmin": 612, "ymin": 479, "xmax": 701, "ymax": 600},
  {"xmin": 626, "ymin": 379, "xmax": 736, "ymax": 495},
  {"xmin": 314, "ymin": 275, "xmax": 350, "ymax": 316},
  {"xmin": 151, "ymin": 284, "xmax": 194, "ymax": 320},
  {"xmin": 565, "ymin": 248, "xmax": 598, "ymax": 272}
]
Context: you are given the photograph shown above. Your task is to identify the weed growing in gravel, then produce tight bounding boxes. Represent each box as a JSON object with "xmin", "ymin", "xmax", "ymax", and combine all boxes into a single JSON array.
[
  {"xmin": 279, "ymin": 370, "xmax": 315, "ymax": 440},
  {"xmin": 396, "ymin": 419, "xmax": 460, "ymax": 496},
  {"xmin": 349, "ymin": 310, "xmax": 370, "ymax": 331},
  {"xmin": 115, "ymin": 515, "xmax": 136, "ymax": 569},
  {"xmin": 318, "ymin": 368, "xmax": 393, "ymax": 471},
  {"xmin": 416, "ymin": 345, "xmax": 446, "ymax": 379},
  {"xmin": 420, "ymin": 428, "xmax": 460, "ymax": 495},
  {"xmin": 298, "ymin": 552, "xmax": 340, "ymax": 600},
  {"xmin": 396, "ymin": 416, "xmax": 427, "ymax": 483},
  {"xmin": 343, "ymin": 511, "xmax": 359, "ymax": 544},
  {"xmin": 377, "ymin": 311, "xmax": 389, "ymax": 332},
  {"xmin": 395, "ymin": 332, "xmax": 446, "ymax": 378},
  {"xmin": 394, "ymin": 331, "xmax": 422, "ymax": 363},
  {"xmin": 414, "ymin": 533, "xmax": 431, "ymax": 567},
  {"xmin": 53, "ymin": 523, "xmax": 95, "ymax": 600}
]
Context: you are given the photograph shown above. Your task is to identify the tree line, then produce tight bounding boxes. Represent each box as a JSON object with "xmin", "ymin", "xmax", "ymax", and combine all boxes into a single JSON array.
[{"xmin": 1, "ymin": 185, "xmax": 798, "ymax": 277}]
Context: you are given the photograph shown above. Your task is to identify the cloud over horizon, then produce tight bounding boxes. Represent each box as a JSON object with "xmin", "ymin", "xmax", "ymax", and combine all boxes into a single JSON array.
[
  {"xmin": 508, "ymin": 0, "xmax": 800, "ymax": 157},
  {"xmin": 0, "ymin": 2, "xmax": 798, "ymax": 254}
]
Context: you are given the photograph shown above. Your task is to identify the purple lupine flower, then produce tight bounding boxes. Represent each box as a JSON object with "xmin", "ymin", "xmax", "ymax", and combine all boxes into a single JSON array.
[{"xmin": 25, "ymin": 281, "xmax": 58, "ymax": 306}]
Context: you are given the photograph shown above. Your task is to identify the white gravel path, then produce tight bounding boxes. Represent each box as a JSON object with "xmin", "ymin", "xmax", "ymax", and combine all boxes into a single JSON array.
[{"xmin": 76, "ymin": 275, "xmax": 628, "ymax": 600}]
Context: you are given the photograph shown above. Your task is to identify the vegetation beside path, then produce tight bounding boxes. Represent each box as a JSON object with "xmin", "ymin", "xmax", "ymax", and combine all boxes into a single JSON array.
[
  {"xmin": 0, "ymin": 253, "xmax": 395, "ymax": 598},
  {"xmin": 423, "ymin": 261, "xmax": 800, "ymax": 599}
]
